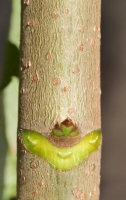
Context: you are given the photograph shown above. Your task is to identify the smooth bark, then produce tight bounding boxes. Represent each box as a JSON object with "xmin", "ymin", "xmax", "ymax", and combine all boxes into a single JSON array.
[{"xmin": 17, "ymin": 0, "xmax": 101, "ymax": 199}]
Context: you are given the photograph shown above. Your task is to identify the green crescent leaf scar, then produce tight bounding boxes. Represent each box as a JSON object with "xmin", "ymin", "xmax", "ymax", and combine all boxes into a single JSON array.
[{"xmin": 21, "ymin": 127, "xmax": 101, "ymax": 171}]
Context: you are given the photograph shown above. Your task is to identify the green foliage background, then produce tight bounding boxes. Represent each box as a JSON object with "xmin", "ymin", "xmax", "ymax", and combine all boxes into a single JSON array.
[{"xmin": 0, "ymin": 0, "xmax": 20, "ymax": 199}]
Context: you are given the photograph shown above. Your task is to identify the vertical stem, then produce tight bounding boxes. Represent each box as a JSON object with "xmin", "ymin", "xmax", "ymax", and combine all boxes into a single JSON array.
[{"xmin": 17, "ymin": 0, "xmax": 101, "ymax": 199}]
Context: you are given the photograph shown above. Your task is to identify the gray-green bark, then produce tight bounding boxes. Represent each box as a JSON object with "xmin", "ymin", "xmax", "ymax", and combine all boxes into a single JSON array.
[{"xmin": 17, "ymin": 0, "xmax": 101, "ymax": 199}]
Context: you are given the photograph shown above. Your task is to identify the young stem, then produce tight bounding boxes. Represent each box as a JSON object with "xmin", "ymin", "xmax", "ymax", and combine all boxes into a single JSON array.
[{"xmin": 17, "ymin": 0, "xmax": 101, "ymax": 199}]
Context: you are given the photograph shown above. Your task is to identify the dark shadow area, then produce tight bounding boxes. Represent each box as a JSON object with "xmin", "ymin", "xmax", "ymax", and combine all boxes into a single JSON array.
[
  {"xmin": 0, "ymin": 0, "xmax": 12, "ymax": 86},
  {"xmin": 0, "ymin": 41, "xmax": 19, "ymax": 90},
  {"xmin": 0, "ymin": 0, "xmax": 12, "ymax": 200}
]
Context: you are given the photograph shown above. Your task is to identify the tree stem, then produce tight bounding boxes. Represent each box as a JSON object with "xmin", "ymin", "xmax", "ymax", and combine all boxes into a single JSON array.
[{"xmin": 18, "ymin": 0, "xmax": 101, "ymax": 199}]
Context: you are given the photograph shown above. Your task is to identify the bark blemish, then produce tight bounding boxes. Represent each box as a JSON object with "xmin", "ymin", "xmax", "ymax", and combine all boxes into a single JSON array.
[
  {"xmin": 46, "ymin": 53, "xmax": 52, "ymax": 60},
  {"xmin": 94, "ymin": 87, "xmax": 98, "ymax": 91},
  {"xmin": 61, "ymin": 86, "xmax": 71, "ymax": 92},
  {"xmin": 53, "ymin": 78, "xmax": 61, "ymax": 86},
  {"xmin": 93, "ymin": 26, "xmax": 98, "ymax": 32},
  {"xmin": 21, "ymin": 149, "xmax": 27, "ymax": 154},
  {"xmin": 22, "ymin": 176, "xmax": 26, "ymax": 184},
  {"xmin": 89, "ymin": 192, "xmax": 92, "ymax": 197},
  {"xmin": 19, "ymin": 169, "xmax": 22, "ymax": 177},
  {"xmin": 79, "ymin": 27, "xmax": 84, "ymax": 33},
  {"xmin": 77, "ymin": 44, "xmax": 84, "ymax": 51},
  {"xmin": 89, "ymin": 79, "xmax": 93, "ymax": 85},
  {"xmin": 91, "ymin": 163, "xmax": 96, "ymax": 172},
  {"xmin": 90, "ymin": 39, "xmax": 95, "ymax": 46},
  {"xmin": 20, "ymin": 88, "xmax": 25, "ymax": 94},
  {"xmin": 72, "ymin": 67, "xmax": 80, "ymax": 74},
  {"xmin": 25, "ymin": 60, "xmax": 31, "ymax": 68},
  {"xmin": 27, "ymin": 20, "xmax": 35, "ymax": 26},
  {"xmin": 38, "ymin": 180, "xmax": 45, "ymax": 187},
  {"xmin": 39, "ymin": 67, "xmax": 44, "ymax": 73},
  {"xmin": 20, "ymin": 67, "xmax": 23, "ymax": 71},
  {"xmin": 18, "ymin": 133, "xmax": 22, "ymax": 141},
  {"xmin": 30, "ymin": 161, "xmax": 37, "ymax": 169},
  {"xmin": 62, "ymin": 8, "xmax": 69, "ymax": 14},
  {"xmin": 52, "ymin": 12, "xmax": 59, "ymax": 19},
  {"xmin": 32, "ymin": 73, "xmax": 39, "ymax": 82},
  {"xmin": 33, "ymin": 190, "xmax": 38, "ymax": 195},
  {"xmin": 84, "ymin": 89, "xmax": 88, "ymax": 94},
  {"xmin": 24, "ymin": 0, "xmax": 29, "ymax": 5}
]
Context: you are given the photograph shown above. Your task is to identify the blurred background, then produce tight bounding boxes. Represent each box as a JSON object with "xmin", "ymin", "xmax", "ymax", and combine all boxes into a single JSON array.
[
  {"xmin": 101, "ymin": 1, "xmax": 126, "ymax": 200},
  {"xmin": 0, "ymin": 0, "xmax": 126, "ymax": 199}
]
